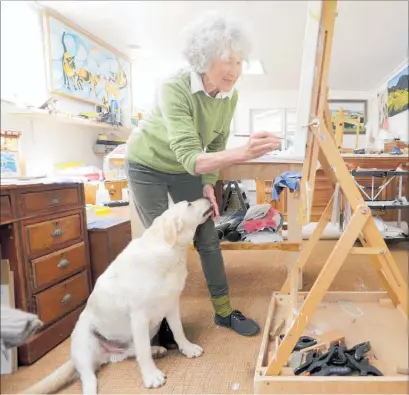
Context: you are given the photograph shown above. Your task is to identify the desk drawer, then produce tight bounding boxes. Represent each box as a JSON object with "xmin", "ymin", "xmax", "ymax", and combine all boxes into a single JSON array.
[
  {"xmin": 33, "ymin": 271, "xmax": 89, "ymax": 325},
  {"xmin": 30, "ymin": 242, "xmax": 87, "ymax": 291},
  {"xmin": 22, "ymin": 188, "xmax": 80, "ymax": 216},
  {"xmin": 25, "ymin": 214, "xmax": 82, "ymax": 256},
  {"xmin": 0, "ymin": 195, "xmax": 12, "ymax": 223}
]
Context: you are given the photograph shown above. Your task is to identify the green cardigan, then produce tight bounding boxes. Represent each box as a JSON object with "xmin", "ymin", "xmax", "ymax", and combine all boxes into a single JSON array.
[{"xmin": 125, "ymin": 69, "xmax": 238, "ymax": 186}]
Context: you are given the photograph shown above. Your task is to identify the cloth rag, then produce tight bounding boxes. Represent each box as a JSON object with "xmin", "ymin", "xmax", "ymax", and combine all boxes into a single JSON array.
[
  {"xmin": 1, "ymin": 306, "xmax": 43, "ymax": 357},
  {"xmin": 239, "ymin": 206, "xmax": 283, "ymax": 234},
  {"xmin": 243, "ymin": 204, "xmax": 271, "ymax": 221},
  {"xmin": 272, "ymin": 171, "xmax": 302, "ymax": 201}
]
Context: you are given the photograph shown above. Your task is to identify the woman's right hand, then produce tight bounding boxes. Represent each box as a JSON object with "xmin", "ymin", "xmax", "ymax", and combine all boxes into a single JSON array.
[{"xmin": 239, "ymin": 131, "xmax": 282, "ymax": 161}]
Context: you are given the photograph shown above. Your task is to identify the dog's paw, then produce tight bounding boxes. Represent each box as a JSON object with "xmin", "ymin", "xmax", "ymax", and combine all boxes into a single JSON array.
[
  {"xmin": 179, "ymin": 342, "xmax": 203, "ymax": 358},
  {"xmin": 151, "ymin": 345, "xmax": 167, "ymax": 359},
  {"xmin": 142, "ymin": 368, "xmax": 166, "ymax": 389}
]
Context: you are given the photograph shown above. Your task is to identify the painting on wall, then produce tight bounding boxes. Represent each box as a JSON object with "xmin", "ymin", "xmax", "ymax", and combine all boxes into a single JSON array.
[
  {"xmin": 377, "ymin": 89, "xmax": 389, "ymax": 129},
  {"xmin": 328, "ymin": 100, "xmax": 367, "ymax": 134},
  {"xmin": 44, "ymin": 12, "xmax": 132, "ymax": 111},
  {"xmin": 387, "ymin": 66, "xmax": 409, "ymax": 118}
]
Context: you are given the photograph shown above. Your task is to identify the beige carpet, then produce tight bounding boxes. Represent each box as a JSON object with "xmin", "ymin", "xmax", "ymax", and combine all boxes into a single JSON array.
[{"xmin": 1, "ymin": 242, "xmax": 408, "ymax": 394}]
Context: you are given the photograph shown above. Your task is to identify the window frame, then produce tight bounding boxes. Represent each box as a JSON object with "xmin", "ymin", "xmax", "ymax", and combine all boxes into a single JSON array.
[{"xmin": 247, "ymin": 108, "xmax": 297, "ymax": 150}]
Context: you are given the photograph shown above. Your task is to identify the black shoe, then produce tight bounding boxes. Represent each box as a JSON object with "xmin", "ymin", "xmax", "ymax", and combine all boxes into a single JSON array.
[
  {"xmin": 215, "ymin": 310, "xmax": 260, "ymax": 336},
  {"xmin": 158, "ymin": 318, "xmax": 178, "ymax": 349}
]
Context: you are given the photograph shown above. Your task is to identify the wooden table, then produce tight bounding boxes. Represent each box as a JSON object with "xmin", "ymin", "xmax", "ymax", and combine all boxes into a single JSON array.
[
  {"xmin": 219, "ymin": 158, "xmax": 304, "ymax": 245},
  {"xmin": 108, "ymin": 155, "xmax": 304, "ymax": 248}
]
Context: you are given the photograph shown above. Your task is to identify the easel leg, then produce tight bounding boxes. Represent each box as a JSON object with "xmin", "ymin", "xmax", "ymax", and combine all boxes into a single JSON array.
[
  {"xmin": 281, "ymin": 193, "xmax": 334, "ymax": 294},
  {"xmin": 266, "ymin": 206, "xmax": 370, "ymax": 375},
  {"xmin": 362, "ymin": 217, "xmax": 408, "ymax": 315}
]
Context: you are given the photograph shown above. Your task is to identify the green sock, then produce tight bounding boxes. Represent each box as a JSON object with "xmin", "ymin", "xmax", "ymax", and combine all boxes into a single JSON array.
[{"xmin": 212, "ymin": 295, "xmax": 233, "ymax": 318}]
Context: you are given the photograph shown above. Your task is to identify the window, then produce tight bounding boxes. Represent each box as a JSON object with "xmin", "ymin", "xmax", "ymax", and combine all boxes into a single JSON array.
[
  {"xmin": 1, "ymin": 1, "xmax": 48, "ymax": 106},
  {"xmin": 249, "ymin": 108, "xmax": 296, "ymax": 150}
]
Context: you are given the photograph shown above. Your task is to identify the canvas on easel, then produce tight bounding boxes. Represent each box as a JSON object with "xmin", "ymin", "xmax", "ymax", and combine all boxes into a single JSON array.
[{"xmin": 254, "ymin": 1, "xmax": 408, "ymax": 393}]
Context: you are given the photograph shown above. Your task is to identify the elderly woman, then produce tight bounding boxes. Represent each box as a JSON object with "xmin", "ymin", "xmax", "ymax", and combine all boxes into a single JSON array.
[{"xmin": 125, "ymin": 14, "xmax": 280, "ymax": 348}]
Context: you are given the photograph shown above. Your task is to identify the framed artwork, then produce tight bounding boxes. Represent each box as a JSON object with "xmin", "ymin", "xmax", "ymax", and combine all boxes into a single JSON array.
[
  {"xmin": 377, "ymin": 89, "xmax": 389, "ymax": 129},
  {"xmin": 328, "ymin": 100, "xmax": 367, "ymax": 134},
  {"xmin": 1, "ymin": 130, "xmax": 22, "ymax": 177},
  {"xmin": 387, "ymin": 66, "xmax": 408, "ymax": 118},
  {"xmin": 43, "ymin": 11, "xmax": 132, "ymax": 111}
]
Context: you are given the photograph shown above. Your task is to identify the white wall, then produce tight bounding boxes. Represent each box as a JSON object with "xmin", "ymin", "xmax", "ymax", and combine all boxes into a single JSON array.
[
  {"xmin": 1, "ymin": 1, "xmax": 130, "ymax": 177},
  {"xmin": 368, "ymin": 59, "xmax": 408, "ymax": 143},
  {"xmin": 1, "ymin": 103, "xmax": 105, "ymax": 176}
]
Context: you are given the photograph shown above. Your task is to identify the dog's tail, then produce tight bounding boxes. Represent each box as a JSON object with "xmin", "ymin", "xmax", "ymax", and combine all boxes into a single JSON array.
[{"xmin": 21, "ymin": 360, "xmax": 77, "ymax": 394}]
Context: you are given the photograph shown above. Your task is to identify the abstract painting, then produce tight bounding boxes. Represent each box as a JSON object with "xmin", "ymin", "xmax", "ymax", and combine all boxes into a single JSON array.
[
  {"xmin": 387, "ymin": 66, "xmax": 409, "ymax": 118},
  {"xmin": 377, "ymin": 89, "xmax": 389, "ymax": 129},
  {"xmin": 44, "ymin": 12, "xmax": 132, "ymax": 111},
  {"xmin": 328, "ymin": 100, "xmax": 367, "ymax": 134}
]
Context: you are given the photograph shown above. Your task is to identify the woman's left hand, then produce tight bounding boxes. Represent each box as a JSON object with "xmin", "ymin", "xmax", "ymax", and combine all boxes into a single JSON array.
[{"xmin": 203, "ymin": 184, "xmax": 220, "ymax": 219}]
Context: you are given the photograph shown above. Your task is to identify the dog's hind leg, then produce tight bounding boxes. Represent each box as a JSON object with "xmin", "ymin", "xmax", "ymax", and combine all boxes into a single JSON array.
[
  {"xmin": 130, "ymin": 313, "xmax": 166, "ymax": 389},
  {"xmin": 71, "ymin": 320, "xmax": 103, "ymax": 394}
]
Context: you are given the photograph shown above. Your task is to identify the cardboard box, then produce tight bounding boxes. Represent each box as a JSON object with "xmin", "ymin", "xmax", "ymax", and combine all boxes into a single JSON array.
[{"xmin": 1, "ymin": 259, "xmax": 18, "ymax": 374}]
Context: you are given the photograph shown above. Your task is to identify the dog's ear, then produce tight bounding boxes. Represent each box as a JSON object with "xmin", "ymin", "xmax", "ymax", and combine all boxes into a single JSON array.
[{"xmin": 161, "ymin": 216, "xmax": 182, "ymax": 246}]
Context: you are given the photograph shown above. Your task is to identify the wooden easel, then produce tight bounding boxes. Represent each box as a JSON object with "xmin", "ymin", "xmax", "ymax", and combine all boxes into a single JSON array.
[{"xmin": 264, "ymin": 0, "xmax": 408, "ymax": 378}]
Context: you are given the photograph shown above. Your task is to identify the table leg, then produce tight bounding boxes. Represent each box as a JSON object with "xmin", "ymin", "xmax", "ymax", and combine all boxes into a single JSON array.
[{"xmin": 286, "ymin": 191, "xmax": 302, "ymax": 243}]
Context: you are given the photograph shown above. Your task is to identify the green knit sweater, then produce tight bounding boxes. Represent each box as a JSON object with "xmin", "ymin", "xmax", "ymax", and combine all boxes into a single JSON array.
[{"xmin": 125, "ymin": 70, "xmax": 238, "ymax": 186}]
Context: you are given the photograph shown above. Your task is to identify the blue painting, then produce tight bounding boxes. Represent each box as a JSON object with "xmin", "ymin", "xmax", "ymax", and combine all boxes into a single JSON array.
[
  {"xmin": 387, "ymin": 66, "xmax": 408, "ymax": 118},
  {"xmin": 45, "ymin": 13, "xmax": 132, "ymax": 109}
]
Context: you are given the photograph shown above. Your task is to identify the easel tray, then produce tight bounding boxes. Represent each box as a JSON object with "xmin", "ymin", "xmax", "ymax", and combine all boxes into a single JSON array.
[{"xmin": 254, "ymin": 291, "xmax": 409, "ymax": 394}]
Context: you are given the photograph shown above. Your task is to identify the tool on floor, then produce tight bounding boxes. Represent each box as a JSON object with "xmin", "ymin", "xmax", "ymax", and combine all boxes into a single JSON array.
[
  {"xmin": 294, "ymin": 341, "xmax": 383, "ymax": 377},
  {"xmin": 280, "ymin": 334, "xmax": 317, "ymax": 351},
  {"xmin": 300, "ymin": 329, "xmax": 346, "ymax": 354},
  {"xmin": 269, "ymin": 319, "xmax": 285, "ymax": 341}
]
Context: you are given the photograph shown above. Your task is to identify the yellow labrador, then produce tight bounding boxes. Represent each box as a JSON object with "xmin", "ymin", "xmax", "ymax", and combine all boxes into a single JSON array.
[{"xmin": 23, "ymin": 198, "xmax": 213, "ymax": 394}]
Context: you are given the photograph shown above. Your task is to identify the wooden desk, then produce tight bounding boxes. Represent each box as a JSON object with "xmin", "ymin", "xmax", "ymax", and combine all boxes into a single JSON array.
[
  {"xmin": 219, "ymin": 158, "xmax": 304, "ymax": 244},
  {"xmin": 87, "ymin": 216, "xmax": 132, "ymax": 286},
  {"xmin": 0, "ymin": 181, "xmax": 91, "ymax": 365}
]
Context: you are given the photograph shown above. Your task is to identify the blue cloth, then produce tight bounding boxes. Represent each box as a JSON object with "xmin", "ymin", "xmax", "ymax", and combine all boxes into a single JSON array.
[{"xmin": 272, "ymin": 171, "xmax": 302, "ymax": 201}]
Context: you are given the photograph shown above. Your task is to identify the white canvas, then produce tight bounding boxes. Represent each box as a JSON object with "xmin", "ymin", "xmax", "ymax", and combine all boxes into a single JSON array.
[{"xmin": 294, "ymin": 1, "xmax": 323, "ymax": 160}]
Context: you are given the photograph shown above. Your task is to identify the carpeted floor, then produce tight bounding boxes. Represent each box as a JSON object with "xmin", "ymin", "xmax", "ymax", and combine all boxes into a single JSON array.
[{"xmin": 1, "ymin": 241, "xmax": 408, "ymax": 394}]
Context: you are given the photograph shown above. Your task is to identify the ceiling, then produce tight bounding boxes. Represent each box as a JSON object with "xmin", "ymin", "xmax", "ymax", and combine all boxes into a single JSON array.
[{"xmin": 38, "ymin": 0, "xmax": 408, "ymax": 91}]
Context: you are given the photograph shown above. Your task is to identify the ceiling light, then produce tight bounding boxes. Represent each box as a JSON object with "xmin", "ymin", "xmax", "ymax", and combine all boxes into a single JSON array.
[{"xmin": 243, "ymin": 59, "xmax": 264, "ymax": 75}]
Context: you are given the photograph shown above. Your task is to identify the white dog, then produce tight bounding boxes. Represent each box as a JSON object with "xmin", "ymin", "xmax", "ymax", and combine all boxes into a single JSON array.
[{"xmin": 23, "ymin": 197, "xmax": 213, "ymax": 394}]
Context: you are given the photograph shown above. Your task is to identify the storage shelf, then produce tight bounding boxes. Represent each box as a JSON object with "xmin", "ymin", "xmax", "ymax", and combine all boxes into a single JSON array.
[
  {"xmin": 9, "ymin": 110, "xmax": 133, "ymax": 134},
  {"xmin": 366, "ymin": 200, "xmax": 409, "ymax": 210}
]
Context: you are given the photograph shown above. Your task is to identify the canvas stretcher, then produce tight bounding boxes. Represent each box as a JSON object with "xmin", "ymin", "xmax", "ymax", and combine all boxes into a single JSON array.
[{"xmin": 254, "ymin": 1, "xmax": 409, "ymax": 393}]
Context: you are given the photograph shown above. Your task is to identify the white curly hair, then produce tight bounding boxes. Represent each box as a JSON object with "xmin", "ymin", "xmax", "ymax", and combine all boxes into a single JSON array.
[{"xmin": 181, "ymin": 12, "xmax": 253, "ymax": 73}]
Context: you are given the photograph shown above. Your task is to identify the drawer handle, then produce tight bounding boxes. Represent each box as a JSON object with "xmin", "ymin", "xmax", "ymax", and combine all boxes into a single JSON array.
[
  {"xmin": 57, "ymin": 258, "xmax": 69, "ymax": 268},
  {"xmin": 51, "ymin": 197, "xmax": 60, "ymax": 205},
  {"xmin": 61, "ymin": 293, "xmax": 72, "ymax": 304},
  {"xmin": 52, "ymin": 228, "xmax": 63, "ymax": 237}
]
